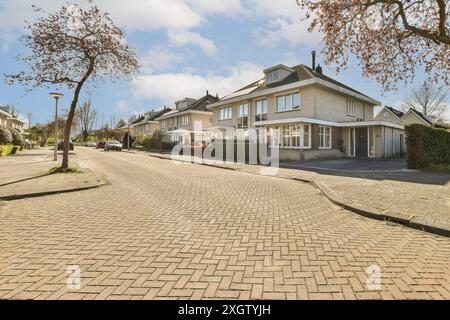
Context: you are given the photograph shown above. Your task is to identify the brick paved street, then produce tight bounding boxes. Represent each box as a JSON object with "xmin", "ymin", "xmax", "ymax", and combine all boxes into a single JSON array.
[{"xmin": 0, "ymin": 147, "xmax": 450, "ymax": 300}]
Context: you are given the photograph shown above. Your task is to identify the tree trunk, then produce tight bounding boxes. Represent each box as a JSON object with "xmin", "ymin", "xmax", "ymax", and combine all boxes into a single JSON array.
[
  {"xmin": 61, "ymin": 85, "xmax": 82, "ymax": 170},
  {"xmin": 61, "ymin": 63, "xmax": 94, "ymax": 170}
]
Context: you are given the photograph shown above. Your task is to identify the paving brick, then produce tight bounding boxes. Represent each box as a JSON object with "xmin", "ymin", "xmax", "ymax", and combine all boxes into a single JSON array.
[{"xmin": 0, "ymin": 148, "xmax": 449, "ymax": 300}]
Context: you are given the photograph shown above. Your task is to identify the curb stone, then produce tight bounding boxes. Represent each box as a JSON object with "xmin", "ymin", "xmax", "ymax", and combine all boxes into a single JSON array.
[{"xmin": 0, "ymin": 176, "xmax": 108, "ymax": 201}]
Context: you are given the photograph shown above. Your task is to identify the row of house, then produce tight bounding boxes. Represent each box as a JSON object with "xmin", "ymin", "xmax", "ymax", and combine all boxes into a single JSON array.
[
  {"xmin": 0, "ymin": 106, "xmax": 26, "ymax": 133},
  {"xmin": 124, "ymin": 53, "xmax": 432, "ymax": 161}
]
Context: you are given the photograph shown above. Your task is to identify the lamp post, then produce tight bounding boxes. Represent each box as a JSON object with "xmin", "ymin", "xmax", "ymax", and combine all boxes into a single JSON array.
[
  {"xmin": 50, "ymin": 92, "xmax": 64, "ymax": 161},
  {"xmin": 127, "ymin": 125, "xmax": 131, "ymax": 151}
]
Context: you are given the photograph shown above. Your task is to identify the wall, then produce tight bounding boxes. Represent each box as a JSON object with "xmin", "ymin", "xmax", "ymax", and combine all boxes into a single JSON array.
[
  {"xmin": 374, "ymin": 109, "xmax": 401, "ymax": 123},
  {"xmin": 400, "ymin": 112, "xmax": 429, "ymax": 126},
  {"xmin": 212, "ymin": 84, "xmax": 376, "ymax": 128}
]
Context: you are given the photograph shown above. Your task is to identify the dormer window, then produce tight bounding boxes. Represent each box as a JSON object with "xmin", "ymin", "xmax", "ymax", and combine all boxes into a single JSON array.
[
  {"xmin": 264, "ymin": 64, "xmax": 294, "ymax": 84},
  {"xmin": 267, "ymin": 71, "xmax": 280, "ymax": 83}
]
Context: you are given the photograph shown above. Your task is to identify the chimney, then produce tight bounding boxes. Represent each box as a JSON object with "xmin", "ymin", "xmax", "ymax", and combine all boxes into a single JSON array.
[
  {"xmin": 311, "ymin": 50, "xmax": 316, "ymax": 70},
  {"xmin": 316, "ymin": 64, "xmax": 323, "ymax": 74},
  {"xmin": 206, "ymin": 90, "xmax": 209, "ymax": 96}
]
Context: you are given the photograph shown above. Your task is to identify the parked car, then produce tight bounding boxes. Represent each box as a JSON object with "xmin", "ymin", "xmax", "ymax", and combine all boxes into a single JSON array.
[
  {"xmin": 85, "ymin": 141, "xmax": 96, "ymax": 147},
  {"xmin": 104, "ymin": 141, "xmax": 123, "ymax": 152},
  {"xmin": 57, "ymin": 140, "xmax": 74, "ymax": 151},
  {"xmin": 96, "ymin": 141, "xmax": 106, "ymax": 149}
]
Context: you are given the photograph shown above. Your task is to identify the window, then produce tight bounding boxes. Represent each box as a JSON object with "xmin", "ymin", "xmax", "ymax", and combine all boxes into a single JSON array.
[
  {"xmin": 319, "ymin": 126, "xmax": 332, "ymax": 149},
  {"xmin": 293, "ymin": 93, "xmax": 301, "ymax": 108},
  {"xmin": 267, "ymin": 70, "xmax": 279, "ymax": 83},
  {"xmin": 277, "ymin": 92, "xmax": 301, "ymax": 112},
  {"xmin": 346, "ymin": 98, "xmax": 355, "ymax": 116},
  {"xmin": 302, "ymin": 125, "xmax": 310, "ymax": 148},
  {"xmin": 349, "ymin": 128, "xmax": 355, "ymax": 156},
  {"xmin": 277, "ymin": 96, "xmax": 284, "ymax": 112},
  {"xmin": 269, "ymin": 124, "xmax": 310, "ymax": 149},
  {"xmin": 181, "ymin": 115, "xmax": 189, "ymax": 126},
  {"xmin": 282, "ymin": 125, "xmax": 291, "ymax": 147},
  {"xmin": 239, "ymin": 103, "xmax": 249, "ymax": 118},
  {"xmin": 369, "ymin": 127, "xmax": 375, "ymax": 157},
  {"xmin": 255, "ymin": 99, "xmax": 268, "ymax": 121},
  {"xmin": 292, "ymin": 125, "xmax": 301, "ymax": 147},
  {"xmin": 219, "ymin": 106, "xmax": 232, "ymax": 120},
  {"xmin": 162, "ymin": 121, "xmax": 166, "ymax": 129},
  {"xmin": 269, "ymin": 127, "xmax": 281, "ymax": 147}
]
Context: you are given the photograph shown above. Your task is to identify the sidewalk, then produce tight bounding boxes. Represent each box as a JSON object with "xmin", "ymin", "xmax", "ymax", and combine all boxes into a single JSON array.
[
  {"xmin": 0, "ymin": 148, "xmax": 107, "ymax": 201},
  {"xmin": 130, "ymin": 149, "xmax": 450, "ymax": 237}
]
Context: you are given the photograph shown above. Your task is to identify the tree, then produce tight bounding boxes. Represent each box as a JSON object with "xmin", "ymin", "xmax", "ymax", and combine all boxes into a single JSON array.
[
  {"xmin": 297, "ymin": 1, "xmax": 450, "ymax": 91},
  {"xmin": 78, "ymin": 100, "xmax": 98, "ymax": 143},
  {"xmin": 402, "ymin": 81, "xmax": 449, "ymax": 121},
  {"xmin": 116, "ymin": 119, "xmax": 126, "ymax": 128},
  {"xmin": 4, "ymin": 4, "xmax": 139, "ymax": 170}
]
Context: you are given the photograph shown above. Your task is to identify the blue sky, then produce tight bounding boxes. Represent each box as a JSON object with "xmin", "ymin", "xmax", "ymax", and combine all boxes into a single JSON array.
[{"xmin": 0, "ymin": 0, "xmax": 446, "ymax": 126}]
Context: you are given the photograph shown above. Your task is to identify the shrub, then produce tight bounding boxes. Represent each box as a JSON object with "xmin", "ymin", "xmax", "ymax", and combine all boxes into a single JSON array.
[
  {"xmin": 0, "ymin": 145, "xmax": 13, "ymax": 157},
  {"xmin": 142, "ymin": 130, "xmax": 176, "ymax": 151},
  {"xmin": 10, "ymin": 128, "xmax": 24, "ymax": 147},
  {"xmin": 11, "ymin": 145, "xmax": 23, "ymax": 154},
  {"xmin": 0, "ymin": 126, "xmax": 13, "ymax": 144},
  {"xmin": 405, "ymin": 124, "xmax": 450, "ymax": 170}
]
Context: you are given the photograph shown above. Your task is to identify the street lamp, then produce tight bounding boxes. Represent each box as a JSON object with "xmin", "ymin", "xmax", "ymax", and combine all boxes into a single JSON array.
[{"xmin": 50, "ymin": 92, "xmax": 64, "ymax": 161}]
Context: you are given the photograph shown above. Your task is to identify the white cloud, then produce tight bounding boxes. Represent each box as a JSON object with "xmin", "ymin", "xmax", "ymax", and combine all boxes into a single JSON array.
[
  {"xmin": 0, "ymin": 0, "xmax": 322, "ymax": 47},
  {"xmin": 187, "ymin": 0, "xmax": 243, "ymax": 15},
  {"xmin": 131, "ymin": 62, "xmax": 263, "ymax": 104},
  {"xmin": 168, "ymin": 30, "xmax": 218, "ymax": 56},
  {"xmin": 0, "ymin": 32, "xmax": 17, "ymax": 52},
  {"xmin": 0, "ymin": 0, "xmax": 202, "ymax": 30},
  {"xmin": 254, "ymin": 17, "xmax": 321, "ymax": 47},
  {"xmin": 140, "ymin": 47, "xmax": 183, "ymax": 73}
]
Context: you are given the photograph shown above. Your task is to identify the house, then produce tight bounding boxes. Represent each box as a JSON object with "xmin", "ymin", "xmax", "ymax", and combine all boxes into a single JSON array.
[
  {"xmin": 375, "ymin": 106, "xmax": 433, "ymax": 126},
  {"xmin": 128, "ymin": 108, "xmax": 172, "ymax": 137},
  {"xmin": 0, "ymin": 106, "xmax": 26, "ymax": 132},
  {"xmin": 156, "ymin": 92, "xmax": 219, "ymax": 143},
  {"xmin": 206, "ymin": 53, "xmax": 406, "ymax": 161}
]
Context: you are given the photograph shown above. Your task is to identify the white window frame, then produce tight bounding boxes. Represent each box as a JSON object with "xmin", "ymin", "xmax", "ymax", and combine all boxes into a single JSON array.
[
  {"xmin": 368, "ymin": 126, "xmax": 375, "ymax": 158},
  {"xmin": 255, "ymin": 99, "xmax": 268, "ymax": 119},
  {"xmin": 181, "ymin": 115, "xmax": 189, "ymax": 126},
  {"xmin": 349, "ymin": 127, "xmax": 355, "ymax": 157},
  {"xmin": 276, "ymin": 91, "xmax": 301, "ymax": 113},
  {"xmin": 319, "ymin": 126, "xmax": 332, "ymax": 149},
  {"xmin": 346, "ymin": 98, "xmax": 355, "ymax": 116},
  {"xmin": 219, "ymin": 106, "xmax": 232, "ymax": 121},
  {"xmin": 239, "ymin": 103, "xmax": 249, "ymax": 118},
  {"xmin": 268, "ymin": 123, "xmax": 311, "ymax": 149}
]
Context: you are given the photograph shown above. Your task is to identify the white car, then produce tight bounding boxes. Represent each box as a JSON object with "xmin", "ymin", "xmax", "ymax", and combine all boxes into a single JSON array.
[
  {"xmin": 104, "ymin": 141, "xmax": 123, "ymax": 152},
  {"xmin": 85, "ymin": 141, "xmax": 96, "ymax": 147}
]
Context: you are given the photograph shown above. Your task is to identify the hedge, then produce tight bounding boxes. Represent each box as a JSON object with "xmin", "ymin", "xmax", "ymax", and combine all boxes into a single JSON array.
[{"xmin": 405, "ymin": 124, "xmax": 450, "ymax": 170}]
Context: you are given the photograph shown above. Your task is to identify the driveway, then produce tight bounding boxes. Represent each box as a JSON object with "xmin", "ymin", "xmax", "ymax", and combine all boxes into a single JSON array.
[
  {"xmin": 281, "ymin": 158, "xmax": 408, "ymax": 173},
  {"xmin": 0, "ymin": 148, "xmax": 449, "ymax": 300}
]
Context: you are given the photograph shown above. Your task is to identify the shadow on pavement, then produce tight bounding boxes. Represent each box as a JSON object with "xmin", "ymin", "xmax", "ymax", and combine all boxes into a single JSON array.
[{"xmin": 281, "ymin": 158, "xmax": 450, "ymax": 186}]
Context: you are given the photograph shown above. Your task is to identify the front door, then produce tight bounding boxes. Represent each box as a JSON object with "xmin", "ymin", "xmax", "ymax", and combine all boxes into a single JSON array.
[{"xmin": 355, "ymin": 127, "xmax": 368, "ymax": 157}]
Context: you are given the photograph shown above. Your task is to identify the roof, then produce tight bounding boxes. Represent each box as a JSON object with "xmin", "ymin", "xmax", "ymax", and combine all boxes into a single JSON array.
[
  {"xmin": 220, "ymin": 64, "xmax": 375, "ymax": 102},
  {"xmin": 157, "ymin": 94, "xmax": 219, "ymax": 120},
  {"xmin": 131, "ymin": 108, "xmax": 172, "ymax": 125},
  {"xmin": 382, "ymin": 106, "xmax": 405, "ymax": 118},
  {"xmin": 406, "ymin": 108, "xmax": 433, "ymax": 125}
]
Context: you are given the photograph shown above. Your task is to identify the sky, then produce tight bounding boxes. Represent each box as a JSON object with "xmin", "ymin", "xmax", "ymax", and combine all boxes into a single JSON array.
[{"xmin": 0, "ymin": 0, "xmax": 448, "ymax": 126}]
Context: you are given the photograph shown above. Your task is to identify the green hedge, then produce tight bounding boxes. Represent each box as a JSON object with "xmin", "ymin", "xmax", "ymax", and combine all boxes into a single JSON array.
[{"xmin": 405, "ymin": 124, "xmax": 450, "ymax": 170}]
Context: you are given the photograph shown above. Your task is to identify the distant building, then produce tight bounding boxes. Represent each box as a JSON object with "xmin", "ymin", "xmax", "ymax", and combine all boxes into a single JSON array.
[{"xmin": 0, "ymin": 106, "xmax": 26, "ymax": 132}]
